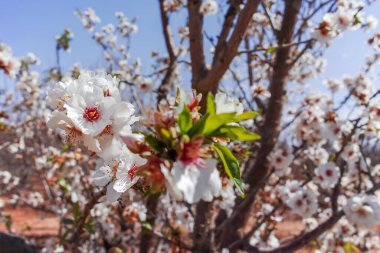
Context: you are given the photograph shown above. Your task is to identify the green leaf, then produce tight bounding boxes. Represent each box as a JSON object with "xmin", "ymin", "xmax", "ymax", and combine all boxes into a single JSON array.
[
  {"xmin": 141, "ymin": 222, "xmax": 153, "ymax": 234},
  {"xmin": 73, "ymin": 202, "xmax": 81, "ymax": 223},
  {"xmin": 188, "ymin": 113, "xmax": 209, "ymax": 138},
  {"xmin": 145, "ymin": 134, "xmax": 165, "ymax": 153},
  {"xmin": 160, "ymin": 128, "xmax": 173, "ymax": 147},
  {"xmin": 266, "ymin": 47, "xmax": 277, "ymax": 54},
  {"xmin": 213, "ymin": 144, "xmax": 245, "ymax": 197},
  {"xmin": 344, "ymin": 242, "xmax": 361, "ymax": 253},
  {"xmin": 60, "ymin": 143, "xmax": 70, "ymax": 153},
  {"xmin": 85, "ymin": 217, "xmax": 96, "ymax": 234},
  {"xmin": 62, "ymin": 218, "xmax": 74, "ymax": 225},
  {"xmin": 160, "ymin": 128, "xmax": 171, "ymax": 139},
  {"xmin": 202, "ymin": 111, "xmax": 258, "ymax": 136},
  {"xmin": 58, "ymin": 177, "xmax": 71, "ymax": 193},
  {"xmin": 203, "ymin": 113, "xmax": 238, "ymax": 135},
  {"xmin": 211, "ymin": 125, "xmax": 260, "ymax": 141},
  {"xmin": 178, "ymin": 104, "xmax": 193, "ymax": 134},
  {"xmin": 4, "ymin": 215, "xmax": 12, "ymax": 231},
  {"xmin": 206, "ymin": 92, "xmax": 216, "ymax": 115},
  {"xmin": 59, "ymin": 230, "xmax": 70, "ymax": 245},
  {"xmin": 233, "ymin": 111, "xmax": 259, "ymax": 121}
]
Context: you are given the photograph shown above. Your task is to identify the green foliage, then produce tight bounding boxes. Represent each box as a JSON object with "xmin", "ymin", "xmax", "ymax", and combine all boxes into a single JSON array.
[
  {"xmin": 73, "ymin": 202, "xmax": 82, "ymax": 223},
  {"xmin": 188, "ymin": 112, "xmax": 209, "ymax": 138},
  {"xmin": 57, "ymin": 177, "xmax": 71, "ymax": 193},
  {"xmin": 62, "ymin": 218, "xmax": 74, "ymax": 225},
  {"xmin": 56, "ymin": 29, "xmax": 72, "ymax": 51},
  {"xmin": 145, "ymin": 134, "xmax": 165, "ymax": 153},
  {"xmin": 213, "ymin": 143, "xmax": 245, "ymax": 197},
  {"xmin": 211, "ymin": 125, "xmax": 260, "ymax": 141},
  {"xmin": 344, "ymin": 242, "xmax": 361, "ymax": 253},
  {"xmin": 85, "ymin": 217, "xmax": 96, "ymax": 234},
  {"xmin": 60, "ymin": 143, "xmax": 71, "ymax": 153},
  {"xmin": 177, "ymin": 104, "xmax": 193, "ymax": 134},
  {"xmin": 202, "ymin": 111, "xmax": 259, "ymax": 136},
  {"xmin": 206, "ymin": 93, "xmax": 216, "ymax": 115},
  {"xmin": 59, "ymin": 230, "xmax": 70, "ymax": 245},
  {"xmin": 3, "ymin": 214, "xmax": 12, "ymax": 231},
  {"xmin": 141, "ymin": 222, "xmax": 153, "ymax": 234},
  {"xmin": 266, "ymin": 47, "xmax": 277, "ymax": 54}
]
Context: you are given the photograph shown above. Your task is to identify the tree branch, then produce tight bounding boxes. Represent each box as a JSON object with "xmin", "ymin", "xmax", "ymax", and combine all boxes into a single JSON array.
[
  {"xmin": 187, "ymin": 0, "xmax": 208, "ymax": 86},
  {"xmin": 193, "ymin": 201, "xmax": 215, "ymax": 253},
  {"xmin": 194, "ymin": 0, "xmax": 262, "ymax": 109},
  {"xmin": 68, "ymin": 187, "xmax": 106, "ymax": 249},
  {"xmin": 157, "ymin": 0, "xmax": 178, "ymax": 104},
  {"xmin": 212, "ymin": 0, "xmax": 242, "ymax": 66},
  {"xmin": 139, "ymin": 195, "xmax": 160, "ymax": 252},
  {"xmin": 217, "ymin": 0, "xmax": 303, "ymax": 249}
]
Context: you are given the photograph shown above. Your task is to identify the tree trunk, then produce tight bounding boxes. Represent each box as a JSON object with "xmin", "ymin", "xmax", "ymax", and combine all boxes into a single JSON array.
[
  {"xmin": 217, "ymin": 0, "xmax": 302, "ymax": 249},
  {"xmin": 139, "ymin": 195, "xmax": 159, "ymax": 253}
]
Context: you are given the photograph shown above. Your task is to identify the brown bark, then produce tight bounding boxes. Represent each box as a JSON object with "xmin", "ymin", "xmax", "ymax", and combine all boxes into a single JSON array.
[
  {"xmin": 139, "ymin": 195, "xmax": 159, "ymax": 253},
  {"xmin": 188, "ymin": 1, "xmax": 262, "ymax": 251},
  {"xmin": 244, "ymin": 0, "xmax": 302, "ymax": 187},
  {"xmin": 217, "ymin": 0, "xmax": 302, "ymax": 249},
  {"xmin": 187, "ymin": 0, "xmax": 262, "ymax": 110},
  {"xmin": 193, "ymin": 201, "xmax": 215, "ymax": 253},
  {"xmin": 186, "ymin": 1, "xmax": 264, "ymax": 251},
  {"xmin": 157, "ymin": 0, "xmax": 178, "ymax": 104},
  {"xmin": 68, "ymin": 188, "xmax": 106, "ymax": 251},
  {"xmin": 188, "ymin": 0, "xmax": 208, "ymax": 86},
  {"xmin": 194, "ymin": 0, "xmax": 262, "ymax": 108},
  {"xmin": 212, "ymin": 0, "xmax": 242, "ymax": 67}
]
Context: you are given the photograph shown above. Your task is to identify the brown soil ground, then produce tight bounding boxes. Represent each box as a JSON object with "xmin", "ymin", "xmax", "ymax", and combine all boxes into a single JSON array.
[{"xmin": 0, "ymin": 201, "xmax": 314, "ymax": 253}]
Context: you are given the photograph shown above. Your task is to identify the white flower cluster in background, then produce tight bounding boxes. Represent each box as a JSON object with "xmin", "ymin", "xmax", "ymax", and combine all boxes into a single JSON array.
[
  {"xmin": 200, "ymin": 0, "xmax": 218, "ymax": 16},
  {"xmin": 279, "ymin": 180, "xmax": 318, "ymax": 217},
  {"xmin": 344, "ymin": 194, "xmax": 380, "ymax": 227},
  {"xmin": 0, "ymin": 43, "xmax": 20, "ymax": 77},
  {"xmin": 47, "ymin": 71, "xmax": 144, "ymax": 201},
  {"xmin": 75, "ymin": 7, "xmax": 101, "ymax": 32},
  {"xmin": 312, "ymin": 1, "xmax": 378, "ymax": 45}
]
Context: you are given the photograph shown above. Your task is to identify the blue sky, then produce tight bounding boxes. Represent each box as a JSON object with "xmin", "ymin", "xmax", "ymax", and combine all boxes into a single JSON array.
[{"xmin": 1, "ymin": 1, "xmax": 379, "ymax": 92}]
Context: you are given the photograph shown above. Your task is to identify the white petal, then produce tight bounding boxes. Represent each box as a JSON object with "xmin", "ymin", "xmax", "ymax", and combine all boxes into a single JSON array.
[
  {"xmin": 113, "ymin": 176, "xmax": 139, "ymax": 193},
  {"xmin": 91, "ymin": 166, "xmax": 112, "ymax": 187},
  {"xmin": 106, "ymin": 183, "xmax": 121, "ymax": 202}
]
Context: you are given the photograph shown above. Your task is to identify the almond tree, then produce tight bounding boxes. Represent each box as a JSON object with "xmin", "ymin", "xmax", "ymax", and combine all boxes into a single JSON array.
[{"xmin": 1, "ymin": 0, "xmax": 380, "ymax": 252}]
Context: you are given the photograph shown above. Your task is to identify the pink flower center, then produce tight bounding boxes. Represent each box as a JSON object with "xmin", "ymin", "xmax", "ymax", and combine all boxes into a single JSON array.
[
  {"xmin": 128, "ymin": 164, "xmax": 139, "ymax": 179},
  {"xmin": 338, "ymin": 17, "xmax": 347, "ymax": 26},
  {"xmin": 296, "ymin": 199, "xmax": 304, "ymax": 207},
  {"xmin": 325, "ymin": 169, "xmax": 333, "ymax": 177},
  {"xmin": 319, "ymin": 21, "xmax": 331, "ymax": 36},
  {"xmin": 103, "ymin": 89, "xmax": 111, "ymax": 97},
  {"xmin": 376, "ymin": 108, "xmax": 380, "ymax": 117},
  {"xmin": 83, "ymin": 106, "xmax": 101, "ymax": 122},
  {"xmin": 140, "ymin": 83, "xmax": 148, "ymax": 90}
]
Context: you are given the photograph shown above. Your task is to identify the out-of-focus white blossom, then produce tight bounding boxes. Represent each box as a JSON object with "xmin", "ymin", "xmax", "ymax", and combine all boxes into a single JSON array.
[{"xmin": 344, "ymin": 194, "xmax": 380, "ymax": 227}]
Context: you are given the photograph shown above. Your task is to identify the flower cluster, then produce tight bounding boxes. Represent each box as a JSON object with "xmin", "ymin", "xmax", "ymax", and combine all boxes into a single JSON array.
[
  {"xmin": 75, "ymin": 7, "xmax": 101, "ymax": 32},
  {"xmin": 115, "ymin": 12, "xmax": 138, "ymax": 37},
  {"xmin": 0, "ymin": 43, "xmax": 20, "ymax": 77},
  {"xmin": 269, "ymin": 148, "xmax": 294, "ymax": 177},
  {"xmin": 47, "ymin": 71, "xmax": 143, "ymax": 200},
  {"xmin": 47, "ymin": 73, "xmax": 260, "ymax": 205},
  {"xmin": 121, "ymin": 90, "xmax": 260, "ymax": 205},
  {"xmin": 344, "ymin": 194, "xmax": 380, "ymax": 227},
  {"xmin": 312, "ymin": 2, "xmax": 377, "ymax": 45},
  {"xmin": 200, "ymin": 0, "xmax": 218, "ymax": 16},
  {"xmin": 279, "ymin": 180, "xmax": 318, "ymax": 217}
]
